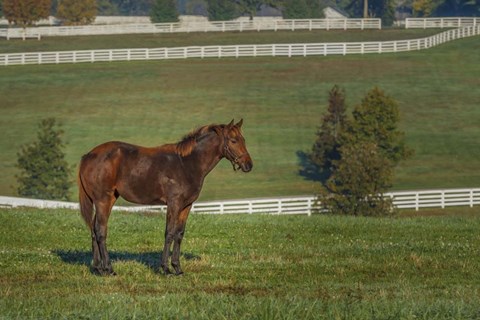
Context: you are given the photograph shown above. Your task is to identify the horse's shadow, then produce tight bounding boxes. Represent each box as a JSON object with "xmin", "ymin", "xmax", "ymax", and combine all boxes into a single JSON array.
[{"xmin": 54, "ymin": 249, "xmax": 200, "ymax": 273}]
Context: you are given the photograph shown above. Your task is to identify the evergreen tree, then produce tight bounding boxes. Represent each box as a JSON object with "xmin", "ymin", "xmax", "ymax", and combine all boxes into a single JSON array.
[
  {"xmin": 150, "ymin": 0, "xmax": 178, "ymax": 23},
  {"xmin": 310, "ymin": 85, "xmax": 349, "ymax": 180},
  {"xmin": 350, "ymin": 87, "xmax": 413, "ymax": 165},
  {"xmin": 312, "ymin": 86, "xmax": 412, "ymax": 216},
  {"xmin": 321, "ymin": 141, "xmax": 395, "ymax": 216},
  {"xmin": 16, "ymin": 118, "xmax": 72, "ymax": 201},
  {"xmin": 56, "ymin": 0, "xmax": 96, "ymax": 25}
]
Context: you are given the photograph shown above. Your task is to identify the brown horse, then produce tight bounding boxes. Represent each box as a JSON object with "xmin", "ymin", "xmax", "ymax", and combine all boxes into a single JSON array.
[{"xmin": 78, "ymin": 120, "xmax": 253, "ymax": 276}]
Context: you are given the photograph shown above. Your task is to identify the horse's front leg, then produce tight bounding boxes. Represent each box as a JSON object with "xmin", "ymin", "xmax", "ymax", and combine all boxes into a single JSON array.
[
  {"xmin": 161, "ymin": 205, "xmax": 177, "ymax": 275},
  {"xmin": 171, "ymin": 205, "xmax": 192, "ymax": 276}
]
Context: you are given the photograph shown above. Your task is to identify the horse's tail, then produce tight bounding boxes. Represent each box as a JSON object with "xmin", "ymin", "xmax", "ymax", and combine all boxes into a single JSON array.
[{"xmin": 78, "ymin": 164, "xmax": 94, "ymax": 231}]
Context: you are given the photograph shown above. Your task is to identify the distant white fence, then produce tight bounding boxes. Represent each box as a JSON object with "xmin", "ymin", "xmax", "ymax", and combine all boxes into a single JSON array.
[
  {"xmin": 1, "ymin": 188, "xmax": 479, "ymax": 215},
  {"xmin": 1, "ymin": 25, "xmax": 478, "ymax": 67},
  {"xmin": 0, "ymin": 18, "xmax": 380, "ymax": 39},
  {"xmin": 406, "ymin": 17, "xmax": 479, "ymax": 29},
  {"xmin": 0, "ymin": 28, "xmax": 41, "ymax": 40}
]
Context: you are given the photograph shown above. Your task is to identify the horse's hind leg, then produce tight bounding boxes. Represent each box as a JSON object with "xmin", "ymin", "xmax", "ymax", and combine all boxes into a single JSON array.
[{"xmin": 92, "ymin": 194, "xmax": 116, "ymax": 275}]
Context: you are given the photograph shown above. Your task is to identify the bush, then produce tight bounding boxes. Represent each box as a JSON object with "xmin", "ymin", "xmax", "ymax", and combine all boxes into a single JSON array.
[{"xmin": 16, "ymin": 118, "xmax": 72, "ymax": 201}]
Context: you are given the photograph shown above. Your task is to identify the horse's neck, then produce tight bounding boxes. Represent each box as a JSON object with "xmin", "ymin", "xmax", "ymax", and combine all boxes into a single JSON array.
[{"xmin": 186, "ymin": 133, "xmax": 223, "ymax": 177}]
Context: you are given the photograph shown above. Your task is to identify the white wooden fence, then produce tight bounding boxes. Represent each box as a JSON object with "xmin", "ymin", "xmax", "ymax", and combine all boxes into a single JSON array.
[
  {"xmin": 406, "ymin": 17, "xmax": 479, "ymax": 29},
  {"xmin": 1, "ymin": 188, "xmax": 479, "ymax": 215},
  {"xmin": 1, "ymin": 25, "xmax": 478, "ymax": 67},
  {"xmin": 0, "ymin": 18, "xmax": 380, "ymax": 39}
]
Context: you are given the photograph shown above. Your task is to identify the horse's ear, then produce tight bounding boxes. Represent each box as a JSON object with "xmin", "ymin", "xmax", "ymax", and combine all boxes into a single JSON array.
[
  {"xmin": 227, "ymin": 119, "xmax": 234, "ymax": 127},
  {"xmin": 236, "ymin": 119, "xmax": 243, "ymax": 128}
]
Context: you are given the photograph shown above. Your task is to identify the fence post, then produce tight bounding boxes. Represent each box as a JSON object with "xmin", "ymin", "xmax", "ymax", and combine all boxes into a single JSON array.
[
  {"xmin": 248, "ymin": 201, "xmax": 253, "ymax": 214},
  {"xmin": 415, "ymin": 192, "xmax": 419, "ymax": 211}
]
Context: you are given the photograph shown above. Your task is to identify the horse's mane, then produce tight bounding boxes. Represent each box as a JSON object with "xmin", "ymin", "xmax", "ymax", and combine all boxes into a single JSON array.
[{"xmin": 165, "ymin": 124, "xmax": 224, "ymax": 157}]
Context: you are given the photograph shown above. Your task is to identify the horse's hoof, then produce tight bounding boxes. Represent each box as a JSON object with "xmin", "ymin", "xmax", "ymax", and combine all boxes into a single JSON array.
[
  {"xmin": 162, "ymin": 269, "xmax": 174, "ymax": 276},
  {"xmin": 92, "ymin": 267, "xmax": 116, "ymax": 276}
]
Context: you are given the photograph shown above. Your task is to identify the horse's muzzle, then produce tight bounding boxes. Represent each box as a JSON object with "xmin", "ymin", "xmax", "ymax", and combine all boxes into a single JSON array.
[{"xmin": 240, "ymin": 158, "xmax": 253, "ymax": 173}]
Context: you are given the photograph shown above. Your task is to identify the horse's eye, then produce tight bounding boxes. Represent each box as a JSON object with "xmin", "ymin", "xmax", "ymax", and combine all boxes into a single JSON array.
[{"xmin": 230, "ymin": 139, "xmax": 237, "ymax": 144}]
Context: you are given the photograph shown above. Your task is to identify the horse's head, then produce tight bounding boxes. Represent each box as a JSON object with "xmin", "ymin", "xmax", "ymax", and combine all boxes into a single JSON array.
[{"xmin": 219, "ymin": 119, "xmax": 253, "ymax": 173}]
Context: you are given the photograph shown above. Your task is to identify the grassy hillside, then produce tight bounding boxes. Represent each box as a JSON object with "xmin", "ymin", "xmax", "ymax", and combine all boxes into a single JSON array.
[
  {"xmin": 0, "ymin": 29, "xmax": 442, "ymax": 53},
  {"xmin": 0, "ymin": 33, "xmax": 479, "ymax": 201},
  {"xmin": 1, "ymin": 207, "xmax": 479, "ymax": 319}
]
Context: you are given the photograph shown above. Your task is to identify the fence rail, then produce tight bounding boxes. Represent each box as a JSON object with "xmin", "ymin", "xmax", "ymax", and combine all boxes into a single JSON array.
[
  {"xmin": 1, "ymin": 25, "xmax": 478, "ymax": 67},
  {"xmin": 1, "ymin": 188, "xmax": 479, "ymax": 215},
  {"xmin": 406, "ymin": 17, "xmax": 479, "ymax": 29},
  {"xmin": 0, "ymin": 18, "xmax": 380, "ymax": 39}
]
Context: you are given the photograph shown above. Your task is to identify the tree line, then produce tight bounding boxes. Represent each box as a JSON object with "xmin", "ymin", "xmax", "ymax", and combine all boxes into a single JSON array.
[{"xmin": 2, "ymin": 0, "xmax": 478, "ymax": 28}]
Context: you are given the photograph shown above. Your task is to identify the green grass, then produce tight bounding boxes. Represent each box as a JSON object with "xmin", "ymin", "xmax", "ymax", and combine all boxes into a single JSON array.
[
  {"xmin": 1, "ymin": 207, "xmax": 479, "ymax": 319},
  {"xmin": 0, "ymin": 29, "xmax": 443, "ymax": 53},
  {"xmin": 0, "ymin": 32, "xmax": 479, "ymax": 201}
]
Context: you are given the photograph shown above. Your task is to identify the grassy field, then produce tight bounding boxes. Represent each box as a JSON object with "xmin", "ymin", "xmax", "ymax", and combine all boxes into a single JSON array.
[
  {"xmin": 0, "ymin": 31, "xmax": 479, "ymax": 201},
  {"xmin": 0, "ymin": 29, "xmax": 443, "ymax": 53},
  {"xmin": 1, "ymin": 207, "xmax": 479, "ymax": 319}
]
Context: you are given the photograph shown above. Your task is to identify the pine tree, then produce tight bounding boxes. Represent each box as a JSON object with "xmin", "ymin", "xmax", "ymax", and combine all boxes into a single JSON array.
[
  {"xmin": 350, "ymin": 87, "xmax": 413, "ymax": 165},
  {"xmin": 312, "ymin": 87, "xmax": 412, "ymax": 216},
  {"xmin": 310, "ymin": 85, "xmax": 349, "ymax": 180},
  {"xmin": 150, "ymin": 0, "xmax": 178, "ymax": 23},
  {"xmin": 320, "ymin": 141, "xmax": 395, "ymax": 216},
  {"xmin": 16, "ymin": 118, "xmax": 72, "ymax": 201}
]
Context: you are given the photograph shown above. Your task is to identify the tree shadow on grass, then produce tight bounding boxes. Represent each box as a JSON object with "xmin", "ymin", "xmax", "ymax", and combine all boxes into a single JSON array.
[
  {"xmin": 54, "ymin": 249, "xmax": 200, "ymax": 274},
  {"xmin": 296, "ymin": 150, "xmax": 328, "ymax": 183}
]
